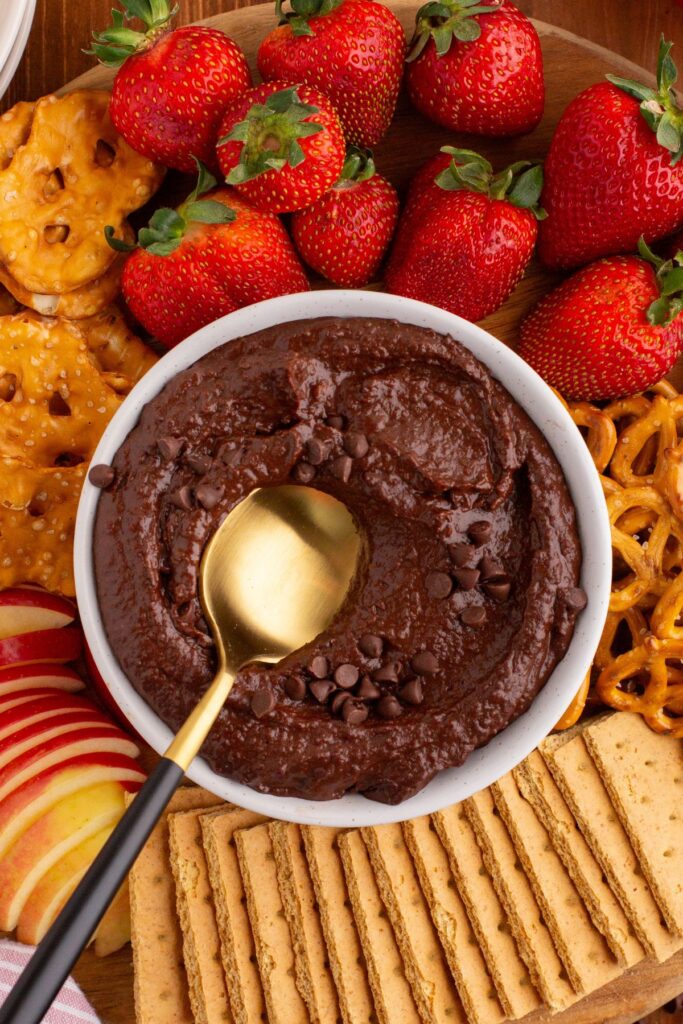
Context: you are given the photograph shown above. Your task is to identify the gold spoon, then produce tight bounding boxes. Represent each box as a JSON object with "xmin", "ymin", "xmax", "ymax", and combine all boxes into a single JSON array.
[{"xmin": 1, "ymin": 484, "xmax": 362, "ymax": 1024}]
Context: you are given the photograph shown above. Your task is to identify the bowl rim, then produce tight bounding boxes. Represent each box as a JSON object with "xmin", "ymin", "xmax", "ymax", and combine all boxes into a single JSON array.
[{"xmin": 75, "ymin": 289, "xmax": 611, "ymax": 827}]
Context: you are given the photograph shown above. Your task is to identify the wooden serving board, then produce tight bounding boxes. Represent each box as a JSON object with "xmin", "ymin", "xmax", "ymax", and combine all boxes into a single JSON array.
[{"xmin": 58, "ymin": 5, "xmax": 683, "ymax": 1022}]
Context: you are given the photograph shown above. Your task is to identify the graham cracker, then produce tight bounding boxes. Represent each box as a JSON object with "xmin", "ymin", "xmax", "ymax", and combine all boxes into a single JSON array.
[
  {"xmin": 234, "ymin": 822, "xmax": 309, "ymax": 1024},
  {"xmin": 515, "ymin": 751, "xmax": 643, "ymax": 967},
  {"xmin": 361, "ymin": 823, "xmax": 466, "ymax": 1024},
  {"xmin": 433, "ymin": 806, "xmax": 540, "ymax": 1021},
  {"xmin": 269, "ymin": 821, "xmax": 340, "ymax": 1024},
  {"xmin": 464, "ymin": 789, "xmax": 576, "ymax": 1011},
  {"xmin": 200, "ymin": 807, "xmax": 268, "ymax": 1024},
  {"xmin": 490, "ymin": 773, "xmax": 620, "ymax": 996},
  {"xmin": 128, "ymin": 786, "xmax": 223, "ymax": 1024},
  {"xmin": 402, "ymin": 816, "xmax": 504, "ymax": 1024},
  {"xmin": 583, "ymin": 713, "xmax": 683, "ymax": 937},
  {"xmin": 301, "ymin": 826, "xmax": 375, "ymax": 1024},
  {"xmin": 541, "ymin": 731, "xmax": 683, "ymax": 962},
  {"xmin": 168, "ymin": 807, "xmax": 233, "ymax": 1024},
  {"xmin": 338, "ymin": 829, "xmax": 421, "ymax": 1024}
]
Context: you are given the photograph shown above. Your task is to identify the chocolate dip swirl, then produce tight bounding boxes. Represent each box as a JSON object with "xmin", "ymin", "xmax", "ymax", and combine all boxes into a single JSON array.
[{"xmin": 94, "ymin": 317, "xmax": 582, "ymax": 803}]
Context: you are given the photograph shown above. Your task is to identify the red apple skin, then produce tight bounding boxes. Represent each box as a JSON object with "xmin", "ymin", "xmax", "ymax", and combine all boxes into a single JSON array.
[
  {"xmin": 0, "ymin": 692, "xmax": 96, "ymax": 733},
  {"xmin": 0, "ymin": 589, "xmax": 77, "ymax": 640},
  {"xmin": 84, "ymin": 643, "xmax": 142, "ymax": 740},
  {"xmin": 0, "ymin": 710, "xmax": 121, "ymax": 766},
  {"xmin": 0, "ymin": 663, "xmax": 84, "ymax": 694},
  {"xmin": 0, "ymin": 628, "xmax": 82, "ymax": 668}
]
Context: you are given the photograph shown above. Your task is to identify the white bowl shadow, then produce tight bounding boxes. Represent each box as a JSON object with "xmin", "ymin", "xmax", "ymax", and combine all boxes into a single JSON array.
[{"xmin": 75, "ymin": 290, "xmax": 611, "ymax": 828}]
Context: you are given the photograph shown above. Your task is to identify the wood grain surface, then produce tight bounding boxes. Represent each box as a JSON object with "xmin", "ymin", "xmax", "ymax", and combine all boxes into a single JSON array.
[{"xmin": 4, "ymin": 2, "xmax": 683, "ymax": 1023}]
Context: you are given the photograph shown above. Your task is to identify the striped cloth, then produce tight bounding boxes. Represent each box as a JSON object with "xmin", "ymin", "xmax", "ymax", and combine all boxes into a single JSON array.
[{"xmin": 0, "ymin": 940, "xmax": 100, "ymax": 1023}]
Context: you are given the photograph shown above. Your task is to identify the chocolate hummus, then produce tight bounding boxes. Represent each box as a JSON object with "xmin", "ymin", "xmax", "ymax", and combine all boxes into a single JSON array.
[{"xmin": 93, "ymin": 316, "xmax": 583, "ymax": 804}]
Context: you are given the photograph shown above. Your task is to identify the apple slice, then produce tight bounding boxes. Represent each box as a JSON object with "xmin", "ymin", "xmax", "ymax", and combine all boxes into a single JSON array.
[
  {"xmin": 0, "ymin": 755, "xmax": 144, "ymax": 861},
  {"xmin": 0, "ymin": 727, "xmax": 140, "ymax": 803},
  {"xmin": 0, "ymin": 589, "xmax": 77, "ymax": 640},
  {"xmin": 0, "ymin": 628, "xmax": 82, "ymax": 668},
  {"xmin": 94, "ymin": 878, "xmax": 131, "ymax": 956},
  {"xmin": 0, "ymin": 780, "xmax": 126, "ymax": 930},
  {"xmin": 0, "ymin": 710, "xmax": 120, "ymax": 768},
  {"xmin": 0, "ymin": 692, "xmax": 98, "ymax": 736},
  {"xmin": 16, "ymin": 821, "xmax": 116, "ymax": 945},
  {"xmin": 0, "ymin": 663, "xmax": 84, "ymax": 695}
]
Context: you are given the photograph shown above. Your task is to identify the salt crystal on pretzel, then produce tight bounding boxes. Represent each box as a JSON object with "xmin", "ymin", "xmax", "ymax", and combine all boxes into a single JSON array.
[
  {"xmin": 0, "ymin": 313, "xmax": 123, "ymax": 466},
  {"xmin": 0, "ymin": 91, "xmax": 163, "ymax": 295},
  {"xmin": 0, "ymin": 224, "xmax": 134, "ymax": 319}
]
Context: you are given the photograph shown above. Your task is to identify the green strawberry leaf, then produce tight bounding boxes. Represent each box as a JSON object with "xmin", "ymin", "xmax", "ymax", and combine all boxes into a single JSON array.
[
  {"xmin": 451, "ymin": 18, "xmax": 480, "ymax": 42},
  {"xmin": 605, "ymin": 75, "xmax": 657, "ymax": 103},
  {"xmin": 88, "ymin": 0, "xmax": 178, "ymax": 66},
  {"xmin": 104, "ymin": 225, "xmax": 136, "ymax": 252},
  {"xmin": 656, "ymin": 110, "xmax": 682, "ymax": 153},
  {"xmin": 608, "ymin": 37, "xmax": 683, "ymax": 165},
  {"xmin": 144, "ymin": 238, "xmax": 184, "ymax": 256},
  {"xmin": 184, "ymin": 200, "xmax": 235, "ymax": 224},
  {"xmin": 659, "ymin": 266, "xmax": 683, "ymax": 295},
  {"xmin": 647, "ymin": 295, "xmax": 672, "ymax": 326},
  {"xmin": 275, "ymin": 0, "xmax": 343, "ymax": 31},
  {"xmin": 338, "ymin": 146, "xmax": 376, "ymax": 185},
  {"xmin": 507, "ymin": 163, "xmax": 544, "ymax": 210},
  {"xmin": 186, "ymin": 158, "xmax": 218, "ymax": 203}
]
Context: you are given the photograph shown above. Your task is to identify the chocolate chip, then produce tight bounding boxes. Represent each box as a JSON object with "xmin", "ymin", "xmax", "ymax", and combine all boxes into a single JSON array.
[
  {"xmin": 372, "ymin": 663, "xmax": 399, "ymax": 684},
  {"xmin": 356, "ymin": 675, "xmax": 381, "ymax": 700},
  {"xmin": 326, "ymin": 415, "xmax": 345, "ymax": 430},
  {"xmin": 331, "ymin": 690, "xmax": 352, "ymax": 714},
  {"xmin": 306, "ymin": 438, "xmax": 329, "ymax": 466},
  {"xmin": 186, "ymin": 453, "xmax": 212, "ymax": 475},
  {"xmin": 342, "ymin": 699, "xmax": 369, "ymax": 725},
  {"xmin": 343, "ymin": 432, "xmax": 369, "ymax": 459},
  {"xmin": 358, "ymin": 634, "xmax": 383, "ymax": 659},
  {"xmin": 251, "ymin": 688, "xmax": 276, "ymax": 718},
  {"xmin": 400, "ymin": 678, "xmax": 424, "ymax": 705},
  {"xmin": 330, "ymin": 454, "xmax": 353, "ymax": 482},
  {"xmin": 411, "ymin": 651, "xmax": 438, "ymax": 676},
  {"xmin": 195, "ymin": 483, "xmax": 222, "ymax": 510},
  {"xmin": 158, "ymin": 436, "xmax": 184, "ymax": 461},
  {"xmin": 293, "ymin": 461, "xmax": 316, "ymax": 484},
  {"xmin": 461, "ymin": 605, "xmax": 486, "ymax": 627},
  {"xmin": 479, "ymin": 556, "xmax": 503, "ymax": 582},
  {"xmin": 425, "ymin": 571, "xmax": 452, "ymax": 599},
  {"xmin": 377, "ymin": 694, "xmax": 402, "ymax": 720},
  {"xmin": 565, "ymin": 587, "xmax": 588, "ymax": 611},
  {"xmin": 468, "ymin": 520, "xmax": 492, "ymax": 545},
  {"xmin": 334, "ymin": 663, "xmax": 359, "ymax": 689},
  {"xmin": 309, "ymin": 679, "xmax": 334, "ymax": 703},
  {"xmin": 454, "ymin": 567, "xmax": 480, "ymax": 591},
  {"xmin": 284, "ymin": 676, "xmax": 307, "ymax": 701},
  {"xmin": 449, "ymin": 542, "xmax": 475, "ymax": 567},
  {"xmin": 170, "ymin": 485, "xmax": 193, "ymax": 510},
  {"xmin": 484, "ymin": 578, "xmax": 511, "ymax": 602},
  {"xmin": 308, "ymin": 655, "xmax": 329, "ymax": 679},
  {"xmin": 221, "ymin": 445, "xmax": 242, "ymax": 466},
  {"xmin": 88, "ymin": 463, "xmax": 115, "ymax": 489}
]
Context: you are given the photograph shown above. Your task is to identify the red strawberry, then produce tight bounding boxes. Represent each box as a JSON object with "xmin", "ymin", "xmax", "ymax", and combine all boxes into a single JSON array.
[
  {"xmin": 539, "ymin": 38, "xmax": 683, "ymax": 270},
  {"xmin": 90, "ymin": 1, "xmax": 251, "ymax": 173},
  {"xmin": 405, "ymin": 0, "xmax": 544, "ymax": 136},
  {"xmin": 216, "ymin": 83, "xmax": 345, "ymax": 214},
  {"xmin": 257, "ymin": 0, "xmax": 405, "ymax": 148},
  {"xmin": 518, "ymin": 241, "xmax": 683, "ymax": 401},
  {"xmin": 290, "ymin": 147, "xmax": 399, "ymax": 287},
  {"xmin": 106, "ymin": 163, "xmax": 309, "ymax": 348},
  {"xmin": 385, "ymin": 148, "xmax": 544, "ymax": 321}
]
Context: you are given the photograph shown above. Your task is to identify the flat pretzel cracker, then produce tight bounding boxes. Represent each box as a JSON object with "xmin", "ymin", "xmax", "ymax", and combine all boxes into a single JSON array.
[{"xmin": 0, "ymin": 91, "xmax": 163, "ymax": 294}]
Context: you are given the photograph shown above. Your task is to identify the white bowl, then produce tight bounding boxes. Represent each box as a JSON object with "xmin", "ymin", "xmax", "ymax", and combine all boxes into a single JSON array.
[
  {"xmin": 75, "ymin": 290, "xmax": 611, "ymax": 827},
  {"xmin": 0, "ymin": 0, "xmax": 35, "ymax": 103}
]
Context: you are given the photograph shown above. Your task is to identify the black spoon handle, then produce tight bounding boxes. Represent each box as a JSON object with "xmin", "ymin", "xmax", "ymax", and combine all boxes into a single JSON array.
[{"xmin": 0, "ymin": 757, "xmax": 185, "ymax": 1024}]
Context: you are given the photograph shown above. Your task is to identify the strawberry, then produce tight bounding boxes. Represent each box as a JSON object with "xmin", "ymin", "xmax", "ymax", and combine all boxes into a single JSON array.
[
  {"xmin": 539, "ymin": 38, "xmax": 683, "ymax": 270},
  {"xmin": 518, "ymin": 241, "xmax": 683, "ymax": 401},
  {"xmin": 385, "ymin": 147, "xmax": 544, "ymax": 321},
  {"xmin": 405, "ymin": 0, "xmax": 544, "ymax": 136},
  {"xmin": 257, "ymin": 0, "xmax": 405, "ymax": 148},
  {"xmin": 105, "ymin": 163, "xmax": 309, "ymax": 348},
  {"xmin": 90, "ymin": 0, "xmax": 251, "ymax": 173},
  {"xmin": 216, "ymin": 83, "xmax": 345, "ymax": 214},
  {"xmin": 290, "ymin": 147, "xmax": 399, "ymax": 287}
]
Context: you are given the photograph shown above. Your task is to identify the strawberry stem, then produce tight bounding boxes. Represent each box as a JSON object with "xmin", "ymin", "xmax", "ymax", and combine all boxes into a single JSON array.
[
  {"xmin": 218, "ymin": 86, "xmax": 323, "ymax": 185},
  {"xmin": 435, "ymin": 147, "xmax": 547, "ymax": 219},
  {"xmin": 105, "ymin": 159, "xmax": 235, "ymax": 256},
  {"xmin": 638, "ymin": 236, "xmax": 683, "ymax": 326},
  {"xmin": 88, "ymin": 0, "xmax": 179, "ymax": 66},
  {"xmin": 607, "ymin": 36, "xmax": 683, "ymax": 165},
  {"xmin": 274, "ymin": 0, "xmax": 345, "ymax": 38},
  {"xmin": 407, "ymin": 0, "xmax": 503, "ymax": 62},
  {"xmin": 335, "ymin": 146, "xmax": 377, "ymax": 187}
]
